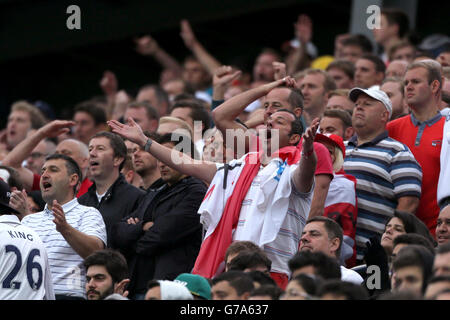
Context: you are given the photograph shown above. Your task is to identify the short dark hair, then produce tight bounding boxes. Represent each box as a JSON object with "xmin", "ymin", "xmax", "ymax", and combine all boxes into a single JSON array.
[
  {"xmin": 227, "ymin": 251, "xmax": 272, "ymax": 273},
  {"xmin": 225, "ymin": 241, "xmax": 263, "ymax": 266},
  {"xmin": 171, "ymin": 100, "xmax": 211, "ymax": 134},
  {"xmin": 286, "ymin": 87, "xmax": 304, "ymax": 110},
  {"xmin": 126, "ymin": 101, "xmax": 160, "ymax": 121},
  {"xmin": 317, "ymin": 280, "xmax": 369, "ymax": 300},
  {"xmin": 246, "ymin": 270, "xmax": 277, "ymax": 287},
  {"xmin": 138, "ymin": 84, "xmax": 170, "ymax": 109},
  {"xmin": 44, "ymin": 153, "xmax": 82, "ymax": 194},
  {"xmin": 307, "ymin": 216, "xmax": 344, "ymax": 258},
  {"xmin": 146, "ymin": 279, "xmax": 160, "ymax": 290},
  {"xmin": 341, "ymin": 34, "xmax": 374, "ymax": 53},
  {"xmin": 74, "ymin": 102, "xmax": 107, "ymax": 125},
  {"xmin": 392, "ymin": 245, "xmax": 435, "ymax": 293},
  {"xmin": 359, "ymin": 53, "xmax": 386, "ymax": 74},
  {"xmin": 90, "ymin": 132, "xmax": 127, "ymax": 171},
  {"xmin": 381, "ymin": 8, "xmax": 410, "ymax": 38},
  {"xmin": 389, "ymin": 40, "xmax": 416, "ymax": 61},
  {"xmin": 290, "ymin": 273, "xmax": 323, "ymax": 296},
  {"xmin": 323, "ymin": 109, "xmax": 353, "ymax": 129},
  {"xmin": 211, "ymin": 270, "xmax": 255, "ymax": 296},
  {"xmin": 393, "ymin": 233, "xmax": 435, "ymax": 255},
  {"xmin": 326, "ymin": 59, "xmax": 356, "ymax": 80},
  {"xmin": 288, "ymin": 250, "xmax": 341, "ymax": 280},
  {"xmin": 249, "ymin": 285, "xmax": 283, "ymax": 300},
  {"xmin": 83, "ymin": 249, "xmax": 128, "ymax": 284}
]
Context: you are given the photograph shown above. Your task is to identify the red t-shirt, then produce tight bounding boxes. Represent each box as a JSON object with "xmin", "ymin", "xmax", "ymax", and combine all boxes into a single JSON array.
[
  {"xmin": 32, "ymin": 174, "xmax": 92, "ymax": 198},
  {"xmin": 311, "ymin": 142, "xmax": 334, "ymax": 177},
  {"xmin": 387, "ymin": 114, "xmax": 444, "ymax": 235}
]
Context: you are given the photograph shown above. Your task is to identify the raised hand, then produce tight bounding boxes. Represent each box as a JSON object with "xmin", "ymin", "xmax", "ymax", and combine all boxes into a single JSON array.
[
  {"xmin": 294, "ymin": 14, "xmax": 313, "ymax": 44},
  {"xmin": 213, "ymin": 66, "xmax": 242, "ymax": 88},
  {"xmin": 263, "ymin": 76, "xmax": 297, "ymax": 94},
  {"xmin": 180, "ymin": 19, "xmax": 197, "ymax": 49},
  {"xmin": 108, "ymin": 118, "xmax": 147, "ymax": 147},
  {"xmin": 272, "ymin": 62, "xmax": 287, "ymax": 81},
  {"xmin": 302, "ymin": 117, "xmax": 320, "ymax": 153},
  {"xmin": 100, "ymin": 70, "xmax": 118, "ymax": 96},
  {"xmin": 37, "ymin": 120, "xmax": 75, "ymax": 139},
  {"xmin": 135, "ymin": 35, "xmax": 159, "ymax": 56}
]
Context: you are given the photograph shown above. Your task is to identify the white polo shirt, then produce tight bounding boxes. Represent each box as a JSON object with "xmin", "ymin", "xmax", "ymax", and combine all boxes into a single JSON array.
[
  {"xmin": 0, "ymin": 215, "xmax": 55, "ymax": 300},
  {"xmin": 22, "ymin": 198, "xmax": 107, "ymax": 298}
]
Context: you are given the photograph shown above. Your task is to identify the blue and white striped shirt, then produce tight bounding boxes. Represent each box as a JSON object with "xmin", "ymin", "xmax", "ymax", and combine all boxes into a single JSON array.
[
  {"xmin": 343, "ymin": 131, "xmax": 422, "ymax": 261},
  {"xmin": 22, "ymin": 198, "xmax": 107, "ymax": 298}
]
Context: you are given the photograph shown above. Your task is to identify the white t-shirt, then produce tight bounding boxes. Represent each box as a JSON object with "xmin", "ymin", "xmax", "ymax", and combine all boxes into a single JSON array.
[
  {"xmin": 0, "ymin": 215, "xmax": 54, "ymax": 300},
  {"xmin": 232, "ymin": 159, "xmax": 313, "ymax": 276},
  {"xmin": 22, "ymin": 198, "xmax": 106, "ymax": 298}
]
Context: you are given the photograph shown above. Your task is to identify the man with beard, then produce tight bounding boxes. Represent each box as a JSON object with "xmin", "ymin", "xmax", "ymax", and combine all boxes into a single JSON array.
[{"xmin": 84, "ymin": 249, "xmax": 130, "ymax": 300}]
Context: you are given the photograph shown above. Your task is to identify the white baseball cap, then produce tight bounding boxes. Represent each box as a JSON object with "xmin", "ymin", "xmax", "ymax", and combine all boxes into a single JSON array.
[{"xmin": 348, "ymin": 87, "xmax": 393, "ymax": 119}]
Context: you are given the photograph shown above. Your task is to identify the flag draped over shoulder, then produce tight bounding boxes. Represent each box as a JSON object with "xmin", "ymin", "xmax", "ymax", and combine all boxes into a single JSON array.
[{"xmin": 192, "ymin": 145, "xmax": 302, "ymax": 279}]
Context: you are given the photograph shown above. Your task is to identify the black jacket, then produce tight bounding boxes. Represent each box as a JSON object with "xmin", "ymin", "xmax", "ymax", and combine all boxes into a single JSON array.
[
  {"xmin": 111, "ymin": 176, "xmax": 207, "ymax": 296},
  {"xmin": 78, "ymin": 173, "xmax": 145, "ymax": 247}
]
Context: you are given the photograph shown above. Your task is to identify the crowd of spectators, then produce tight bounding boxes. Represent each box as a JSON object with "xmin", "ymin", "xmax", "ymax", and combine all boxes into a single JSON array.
[{"xmin": 0, "ymin": 6, "xmax": 450, "ymax": 301}]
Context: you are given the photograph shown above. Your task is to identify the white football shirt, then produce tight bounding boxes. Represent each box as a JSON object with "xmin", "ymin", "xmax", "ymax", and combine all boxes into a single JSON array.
[{"xmin": 0, "ymin": 215, "xmax": 55, "ymax": 300}]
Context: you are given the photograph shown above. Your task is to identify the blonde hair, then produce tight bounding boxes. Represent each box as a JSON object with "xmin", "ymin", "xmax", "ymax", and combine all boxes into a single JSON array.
[
  {"xmin": 333, "ymin": 147, "xmax": 344, "ymax": 173},
  {"xmin": 158, "ymin": 116, "xmax": 194, "ymax": 137},
  {"xmin": 11, "ymin": 100, "xmax": 47, "ymax": 129}
]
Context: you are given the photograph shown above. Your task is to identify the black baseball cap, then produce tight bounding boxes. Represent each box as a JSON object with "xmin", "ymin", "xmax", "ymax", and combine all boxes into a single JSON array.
[{"xmin": 0, "ymin": 179, "xmax": 20, "ymax": 215}]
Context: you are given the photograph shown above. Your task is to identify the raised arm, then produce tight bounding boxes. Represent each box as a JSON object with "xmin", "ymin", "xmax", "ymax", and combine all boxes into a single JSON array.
[
  {"xmin": 293, "ymin": 119, "xmax": 319, "ymax": 193},
  {"xmin": 135, "ymin": 35, "xmax": 183, "ymax": 76},
  {"xmin": 1, "ymin": 120, "xmax": 74, "ymax": 190},
  {"xmin": 180, "ymin": 19, "xmax": 222, "ymax": 76},
  {"xmin": 213, "ymin": 77, "xmax": 294, "ymax": 132},
  {"xmin": 108, "ymin": 118, "xmax": 217, "ymax": 184},
  {"xmin": 212, "ymin": 65, "xmax": 242, "ymax": 102},
  {"xmin": 285, "ymin": 14, "xmax": 313, "ymax": 75}
]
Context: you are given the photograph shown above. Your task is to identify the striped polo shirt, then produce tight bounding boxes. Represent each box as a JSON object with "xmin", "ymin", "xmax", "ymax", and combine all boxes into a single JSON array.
[
  {"xmin": 343, "ymin": 131, "xmax": 422, "ymax": 260},
  {"xmin": 22, "ymin": 198, "xmax": 107, "ymax": 298}
]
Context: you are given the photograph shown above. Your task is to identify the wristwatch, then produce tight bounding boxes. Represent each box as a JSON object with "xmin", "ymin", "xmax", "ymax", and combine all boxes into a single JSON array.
[{"xmin": 143, "ymin": 138, "xmax": 153, "ymax": 152}]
